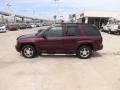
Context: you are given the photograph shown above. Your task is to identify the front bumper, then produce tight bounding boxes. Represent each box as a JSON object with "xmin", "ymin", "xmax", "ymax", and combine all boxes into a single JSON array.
[
  {"xmin": 15, "ymin": 43, "xmax": 21, "ymax": 52},
  {"xmin": 0, "ymin": 30, "xmax": 6, "ymax": 33}
]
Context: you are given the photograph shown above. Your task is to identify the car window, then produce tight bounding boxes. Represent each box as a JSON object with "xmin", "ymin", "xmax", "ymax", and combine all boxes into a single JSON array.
[
  {"xmin": 45, "ymin": 26, "xmax": 62, "ymax": 37},
  {"xmin": 83, "ymin": 25, "xmax": 101, "ymax": 36},
  {"xmin": 66, "ymin": 26, "xmax": 79, "ymax": 36}
]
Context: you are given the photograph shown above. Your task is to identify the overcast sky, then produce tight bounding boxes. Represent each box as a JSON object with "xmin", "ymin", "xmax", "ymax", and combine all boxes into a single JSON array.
[{"xmin": 0, "ymin": 0, "xmax": 120, "ymax": 20}]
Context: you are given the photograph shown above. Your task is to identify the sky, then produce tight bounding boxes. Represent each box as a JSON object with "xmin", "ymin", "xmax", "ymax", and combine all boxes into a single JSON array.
[{"xmin": 0, "ymin": 0, "xmax": 120, "ymax": 20}]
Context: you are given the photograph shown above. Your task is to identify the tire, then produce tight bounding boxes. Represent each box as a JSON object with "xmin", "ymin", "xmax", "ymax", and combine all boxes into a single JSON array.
[
  {"xmin": 77, "ymin": 46, "xmax": 92, "ymax": 59},
  {"xmin": 117, "ymin": 31, "xmax": 120, "ymax": 35},
  {"xmin": 21, "ymin": 45, "xmax": 37, "ymax": 58},
  {"xmin": 108, "ymin": 30, "xmax": 112, "ymax": 34},
  {"xmin": 101, "ymin": 29, "xmax": 104, "ymax": 32}
]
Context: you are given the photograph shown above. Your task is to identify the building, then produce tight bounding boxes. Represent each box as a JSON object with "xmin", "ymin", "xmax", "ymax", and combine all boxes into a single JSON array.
[
  {"xmin": 0, "ymin": 11, "xmax": 54, "ymax": 25},
  {"xmin": 0, "ymin": 11, "xmax": 11, "ymax": 24},
  {"xmin": 69, "ymin": 14, "xmax": 77, "ymax": 23},
  {"xmin": 74, "ymin": 11, "xmax": 120, "ymax": 28}
]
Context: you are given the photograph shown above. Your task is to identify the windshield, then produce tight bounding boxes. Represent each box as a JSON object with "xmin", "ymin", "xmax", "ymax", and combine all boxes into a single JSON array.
[{"xmin": 36, "ymin": 26, "xmax": 52, "ymax": 36}]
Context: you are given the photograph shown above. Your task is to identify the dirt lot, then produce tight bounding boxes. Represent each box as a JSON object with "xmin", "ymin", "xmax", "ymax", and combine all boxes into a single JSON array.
[{"xmin": 0, "ymin": 28, "xmax": 120, "ymax": 90}]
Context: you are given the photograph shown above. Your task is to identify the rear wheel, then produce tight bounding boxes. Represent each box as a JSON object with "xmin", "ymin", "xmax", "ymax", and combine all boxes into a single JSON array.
[
  {"xmin": 21, "ymin": 45, "xmax": 37, "ymax": 58},
  {"xmin": 77, "ymin": 46, "xmax": 92, "ymax": 59}
]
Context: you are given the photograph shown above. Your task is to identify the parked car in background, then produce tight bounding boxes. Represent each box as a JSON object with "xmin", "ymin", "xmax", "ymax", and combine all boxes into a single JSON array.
[
  {"xmin": 7, "ymin": 24, "xmax": 18, "ymax": 31},
  {"xmin": 35, "ymin": 24, "xmax": 40, "ymax": 27},
  {"xmin": 101, "ymin": 18, "xmax": 120, "ymax": 34},
  {"xmin": 0, "ymin": 25, "xmax": 6, "ymax": 33},
  {"xmin": 42, "ymin": 23, "xmax": 49, "ymax": 26},
  {"xmin": 15, "ymin": 24, "xmax": 21, "ymax": 29},
  {"xmin": 102, "ymin": 23, "xmax": 111, "ymax": 32},
  {"xmin": 19, "ymin": 24, "xmax": 27, "ymax": 29},
  {"xmin": 102, "ymin": 23, "xmax": 120, "ymax": 34},
  {"xmin": 16, "ymin": 23, "xmax": 103, "ymax": 59},
  {"xmin": 109, "ymin": 23, "xmax": 120, "ymax": 34},
  {"xmin": 30, "ymin": 24, "xmax": 36, "ymax": 28},
  {"xmin": 26, "ymin": 24, "xmax": 32, "ymax": 28}
]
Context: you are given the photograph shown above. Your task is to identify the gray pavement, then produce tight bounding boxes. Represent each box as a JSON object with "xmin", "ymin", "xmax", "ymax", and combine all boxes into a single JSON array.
[{"xmin": 0, "ymin": 27, "xmax": 120, "ymax": 90}]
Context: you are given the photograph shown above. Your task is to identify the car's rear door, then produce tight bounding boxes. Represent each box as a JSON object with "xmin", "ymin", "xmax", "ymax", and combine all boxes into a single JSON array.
[{"xmin": 63, "ymin": 25, "xmax": 81, "ymax": 51}]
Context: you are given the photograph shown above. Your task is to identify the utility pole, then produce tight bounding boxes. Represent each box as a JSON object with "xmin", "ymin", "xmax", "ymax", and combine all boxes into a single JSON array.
[
  {"xmin": 6, "ymin": 3, "xmax": 12, "ymax": 12},
  {"xmin": 53, "ymin": 0, "xmax": 59, "ymax": 24},
  {"xmin": 33, "ymin": 10, "xmax": 36, "ymax": 24},
  {"xmin": 6, "ymin": 2, "xmax": 12, "ymax": 23}
]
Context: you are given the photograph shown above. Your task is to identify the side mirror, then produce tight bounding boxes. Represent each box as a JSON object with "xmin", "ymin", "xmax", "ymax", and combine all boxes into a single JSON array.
[
  {"xmin": 38, "ymin": 29, "xmax": 43, "ymax": 33},
  {"xmin": 42, "ymin": 34, "xmax": 47, "ymax": 39}
]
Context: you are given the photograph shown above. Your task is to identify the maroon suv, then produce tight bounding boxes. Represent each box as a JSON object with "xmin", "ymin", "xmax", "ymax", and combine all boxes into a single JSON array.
[
  {"xmin": 7, "ymin": 24, "xmax": 18, "ymax": 31},
  {"xmin": 15, "ymin": 23, "xmax": 103, "ymax": 59}
]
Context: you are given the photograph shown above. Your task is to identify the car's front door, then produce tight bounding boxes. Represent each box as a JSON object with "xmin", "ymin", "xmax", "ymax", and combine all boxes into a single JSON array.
[{"xmin": 39, "ymin": 26, "xmax": 64, "ymax": 51}]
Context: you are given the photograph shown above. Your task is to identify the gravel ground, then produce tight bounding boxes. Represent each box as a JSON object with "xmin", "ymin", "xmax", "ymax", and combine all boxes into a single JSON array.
[{"xmin": 0, "ymin": 27, "xmax": 120, "ymax": 90}]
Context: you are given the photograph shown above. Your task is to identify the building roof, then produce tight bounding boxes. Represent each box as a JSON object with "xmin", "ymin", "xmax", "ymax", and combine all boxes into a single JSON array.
[
  {"xmin": 79, "ymin": 11, "xmax": 120, "ymax": 19},
  {"xmin": 15, "ymin": 14, "xmax": 41, "ymax": 20},
  {"xmin": 0, "ymin": 11, "xmax": 11, "ymax": 16}
]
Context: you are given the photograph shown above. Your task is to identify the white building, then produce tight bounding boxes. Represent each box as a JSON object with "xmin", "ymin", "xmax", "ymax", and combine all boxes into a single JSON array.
[
  {"xmin": 76, "ymin": 11, "xmax": 120, "ymax": 28},
  {"xmin": 0, "ymin": 11, "xmax": 11, "ymax": 24}
]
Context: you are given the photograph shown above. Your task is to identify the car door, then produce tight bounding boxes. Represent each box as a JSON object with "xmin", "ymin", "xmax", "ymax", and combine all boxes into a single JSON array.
[
  {"xmin": 39, "ymin": 26, "xmax": 64, "ymax": 51},
  {"xmin": 63, "ymin": 25, "xmax": 81, "ymax": 51}
]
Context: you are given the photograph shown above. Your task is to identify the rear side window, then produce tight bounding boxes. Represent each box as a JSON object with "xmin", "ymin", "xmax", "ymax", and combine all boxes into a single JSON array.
[
  {"xmin": 66, "ymin": 26, "xmax": 79, "ymax": 36},
  {"xmin": 82, "ymin": 25, "xmax": 101, "ymax": 36}
]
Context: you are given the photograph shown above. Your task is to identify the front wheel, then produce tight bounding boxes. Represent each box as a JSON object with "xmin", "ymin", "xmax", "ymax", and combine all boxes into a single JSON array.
[
  {"xmin": 117, "ymin": 31, "xmax": 120, "ymax": 35},
  {"xmin": 100, "ymin": 29, "xmax": 104, "ymax": 32},
  {"xmin": 21, "ymin": 45, "xmax": 37, "ymax": 58},
  {"xmin": 77, "ymin": 46, "xmax": 92, "ymax": 59}
]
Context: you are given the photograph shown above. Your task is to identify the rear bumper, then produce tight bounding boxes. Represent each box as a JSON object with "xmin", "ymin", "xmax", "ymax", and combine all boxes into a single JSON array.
[
  {"xmin": 9, "ymin": 28, "xmax": 18, "ymax": 31},
  {"xmin": 99, "ymin": 44, "xmax": 103, "ymax": 50},
  {"xmin": 94, "ymin": 44, "xmax": 103, "ymax": 51}
]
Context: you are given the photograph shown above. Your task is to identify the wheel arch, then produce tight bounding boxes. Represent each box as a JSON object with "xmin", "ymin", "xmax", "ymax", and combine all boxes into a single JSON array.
[
  {"xmin": 77, "ymin": 43, "xmax": 94, "ymax": 52},
  {"xmin": 20, "ymin": 43, "xmax": 37, "ymax": 51}
]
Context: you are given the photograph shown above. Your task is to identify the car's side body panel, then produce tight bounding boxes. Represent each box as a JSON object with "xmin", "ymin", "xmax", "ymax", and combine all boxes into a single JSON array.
[{"xmin": 15, "ymin": 23, "xmax": 103, "ymax": 57}]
